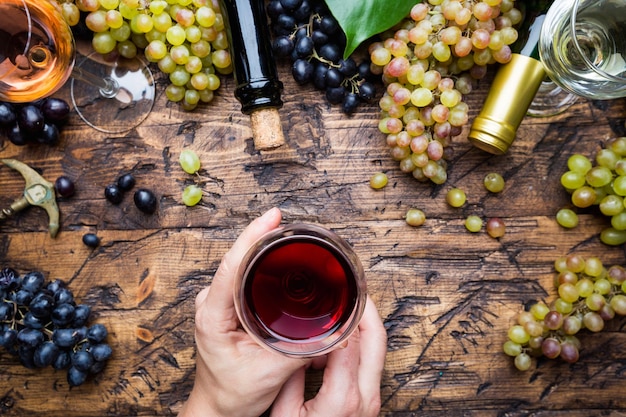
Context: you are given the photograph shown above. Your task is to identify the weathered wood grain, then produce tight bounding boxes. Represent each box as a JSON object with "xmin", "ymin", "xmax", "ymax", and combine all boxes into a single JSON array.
[{"xmin": 0, "ymin": 57, "xmax": 625, "ymax": 417}]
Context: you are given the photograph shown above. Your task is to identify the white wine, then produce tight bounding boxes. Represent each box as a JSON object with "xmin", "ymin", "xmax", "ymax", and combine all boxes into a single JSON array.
[
  {"xmin": 0, "ymin": 0, "xmax": 74, "ymax": 102},
  {"xmin": 539, "ymin": 0, "xmax": 626, "ymax": 100}
]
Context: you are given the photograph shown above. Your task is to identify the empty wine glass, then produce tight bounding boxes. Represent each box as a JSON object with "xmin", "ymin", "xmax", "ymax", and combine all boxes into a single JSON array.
[
  {"xmin": 530, "ymin": 0, "xmax": 626, "ymax": 116},
  {"xmin": 0, "ymin": 0, "xmax": 155, "ymax": 134}
]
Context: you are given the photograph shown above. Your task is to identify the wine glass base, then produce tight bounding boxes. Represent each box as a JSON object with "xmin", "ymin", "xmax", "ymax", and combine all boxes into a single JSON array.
[
  {"xmin": 527, "ymin": 80, "xmax": 579, "ymax": 118},
  {"xmin": 70, "ymin": 52, "xmax": 155, "ymax": 134}
]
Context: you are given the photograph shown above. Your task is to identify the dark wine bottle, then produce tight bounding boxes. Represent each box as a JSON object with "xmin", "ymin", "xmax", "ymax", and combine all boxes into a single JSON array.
[
  {"xmin": 218, "ymin": 0, "xmax": 286, "ymax": 150},
  {"xmin": 468, "ymin": 0, "xmax": 554, "ymax": 155}
]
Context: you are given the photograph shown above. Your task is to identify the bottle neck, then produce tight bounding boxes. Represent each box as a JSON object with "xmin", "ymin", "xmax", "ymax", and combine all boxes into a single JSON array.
[{"xmin": 512, "ymin": 0, "xmax": 553, "ymax": 60}]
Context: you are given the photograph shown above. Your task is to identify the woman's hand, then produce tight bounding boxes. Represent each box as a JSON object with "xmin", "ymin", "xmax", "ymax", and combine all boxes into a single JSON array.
[
  {"xmin": 270, "ymin": 297, "xmax": 387, "ymax": 417},
  {"xmin": 179, "ymin": 208, "xmax": 309, "ymax": 417}
]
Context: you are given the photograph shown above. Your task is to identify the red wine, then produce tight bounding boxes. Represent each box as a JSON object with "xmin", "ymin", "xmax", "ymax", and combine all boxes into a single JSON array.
[{"xmin": 244, "ymin": 237, "xmax": 358, "ymax": 342}]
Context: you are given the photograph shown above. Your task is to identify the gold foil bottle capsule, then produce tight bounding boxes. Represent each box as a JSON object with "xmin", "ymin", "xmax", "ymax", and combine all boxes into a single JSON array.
[{"xmin": 468, "ymin": 55, "xmax": 546, "ymax": 154}]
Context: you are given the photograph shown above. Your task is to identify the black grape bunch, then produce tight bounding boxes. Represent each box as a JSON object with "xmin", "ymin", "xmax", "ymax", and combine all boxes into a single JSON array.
[
  {"xmin": 267, "ymin": 0, "xmax": 378, "ymax": 114},
  {"xmin": 0, "ymin": 268, "xmax": 112, "ymax": 387}
]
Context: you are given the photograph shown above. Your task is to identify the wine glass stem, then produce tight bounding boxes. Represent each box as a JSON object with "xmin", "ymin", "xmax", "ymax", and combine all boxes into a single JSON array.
[{"xmin": 71, "ymin": 67, "xmax": 119, "ymax": 99}]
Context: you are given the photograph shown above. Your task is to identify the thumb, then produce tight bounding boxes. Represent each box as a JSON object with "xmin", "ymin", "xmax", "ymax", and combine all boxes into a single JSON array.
[{"xmin": 270, "ymin": 365, "xmax": 306, "ymax": 416}]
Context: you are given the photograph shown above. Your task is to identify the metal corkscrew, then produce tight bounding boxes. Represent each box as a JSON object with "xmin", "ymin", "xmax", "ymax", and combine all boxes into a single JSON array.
[{"xmin": 0, "ymin": 158, "xmax": 59, "ymax": 237}]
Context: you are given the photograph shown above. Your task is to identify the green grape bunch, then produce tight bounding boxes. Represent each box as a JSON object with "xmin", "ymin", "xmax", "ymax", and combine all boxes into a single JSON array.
[
  {"xmin": 503, "ymin": 254, "xmax": 626, "ymax": 371},
  {"xmin": 556, "ymin": 137, "xmax": 626, "ymax": 245},
  {"xmin": 370, "ymin": 0, "xmax": 521, "ymax": 185},
  {"xmin": 57, "ymin": 0, "xmax": 233, "ymax": 111}
]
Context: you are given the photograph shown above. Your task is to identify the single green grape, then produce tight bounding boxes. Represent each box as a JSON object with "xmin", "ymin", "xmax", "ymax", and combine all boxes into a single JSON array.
[
  {"xmin": 507, "ymin": 325, "xmax": 530, "ymax": 344},
  {"xmin": 369, "ymin": 172, "xmax": 388, "ymax": 189},
  {"xmin": 179, "ymin": 149, "xmax": 201, "ymax": 174},
  {"xmin": 571, "ymin": 186, "xmax": 596, "ymax": 208},
  {"xmin": 502, "ymin": 340, "xmax": 522, "ymax": 357},
  {"xmin": 182, "ymin": 184, "xmax": 203, "ymax": 206},
  {"xmin": 465, "ymin": 215, "xmax": 482, "ymax": 232},
  {"xmin": 585, "ymin": 166, "xmax": 613, "ymax": 188},
  {"xmin": 405, "ymin": 209, "xmax": 426, "ymax": 227},
  {"xmin": 567, "ymin": 154, "xmax": 592, "ymax": 174},
  {"xmin": 560, "ymin": 171, "xmax": 586, "ymax": 190},
  {"xmin": 611, "ymin": 212, "xmax": 626, "ymax": 230},
  {"xmin": 446, "ymin": 187, "xmax": 466, "ymax": 208},
  {"xmin": 599, "ymin": 195, "xmax": 624, "ymax": 216},
  {"xmin": 595, "ymin": 148, "xmax": 619, "ymax": 170},
  {"xmin": 483, "ymin": 172, "xmax": 505, "ymax": 193},
  {"xmin": 514, "ymin": 353, "xmax": 532, "ymax": 371},
  {"xmin": 613, "ymin": 175, "xmax": 626, "ymax": 196},
  {"xmin": 556, "ymin": 208, "xmax": 579, "ymax": 228},
  {"xmin": 529, "ymin": 302, "xmax": 550, "ymax": 320}
]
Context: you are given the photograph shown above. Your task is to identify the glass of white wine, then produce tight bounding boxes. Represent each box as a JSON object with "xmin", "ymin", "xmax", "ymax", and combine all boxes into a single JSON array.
[
  {"xmin": 0, "ymin": 0, "xmax": 155, "ymax": 134},
  {"xmin": 533, "ymin": 0, "xmax": 626, "ymax": 115}
]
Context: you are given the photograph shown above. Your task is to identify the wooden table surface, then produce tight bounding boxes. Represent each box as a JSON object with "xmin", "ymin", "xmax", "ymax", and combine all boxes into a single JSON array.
[{"xmin": 1, "ymin": 52, "xmax": 626, "ymax": 416}]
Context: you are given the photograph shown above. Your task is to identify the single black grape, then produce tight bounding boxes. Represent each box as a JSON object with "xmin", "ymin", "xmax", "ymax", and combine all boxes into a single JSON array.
[
  {"xmin": 72, "ymin": 304, "xmax": 91, "ymax": 327},
  {"xmin": 342, "ymin": 92, "xmax": 360, "ymax": 114},
  {"xmin": 272, "ymin": 36, "xmax": 294, "ymax": 58},
  {"xmin": 133, "ymin": 188, "xmax": 158, "ymax": 214},
  {"xmin": 292, "ymin": 59, "xmax": 314, "ymax": 84},
  {"xmin": 54, "ymin": 287, "xmax": 75, "ymax": 305},
  {"xmin": 0, "ymin": 102, "xmax": 17, "ymax": 127},
  {"xmin": 87, "ymin": 324, "xmax": 108, "ymax": 344},
  {"xmin": 53, "ymin": 351, "xmax": 71, "ymax": 370},
  {"xmin": 325, "ymin": 67, "xmax": 343, "ymax": 88},
  {"xmin": 41, "ymin": 97, "xmax": 70, "ymax": 126},
  {"xmin": 294, "ymin": 36, "xmax": 314, "ymax": 58},
  {"xmin": 319, "ymin": 15, "xmax": 339, "ymax": 35},
  {"xmin": 55, "ymin": 176, "xmax": 76, "ymax": 198},
  {"xmin": 293, "ymin": 0, "xmax": 311, "ymax": 21},
  {"xmin": 338, "ymin": 58, "xmax": 357, "ymax": 76},
  {"xmin": 47, "ymin": 278, "xmax": 66, "ymax": 293},
  {"xmin": 38, "ymin": 122, "xmax": 59, "ymax": 145},
  {"xmin": 17, "ymin": 328, "xmax": 45, "ymax": 348},
  {"xmin": 358, "ymin": 81, "xmax": 376, "ymax": 102},
  {"xmin": 18, "ymin": 105, "xmax": 45, "ymax": 135},
  {"xmin": 313, "ymin": 63, "xmax": 328, "ymax": 90},
  {"xmin": 82, "ymin": 233, "xmax": 100, "ymax": 248},
  {"xmin": 326, "ymin": 86, "xmax": 346, "ymax": 104},
  {"xmin": 14, "ymin": 289, "xmax": 34, "ymax": 306},
  {"xmin": 29, "ymin": 293, "xmax": 54, "ymax": 319},
  {"xmin": 279, "ymin": 0, "xmax": 302, "ymax": 12},
  {"xmin": 22, "ymin": 311, "xmax": 45, "ymax": 330},
  {"xmin": 318, "ymin": 43, "xmax": 342, "ymax": 62},
  {"xmin": 276, "ymin": 14, "xmax": 296, "ymax": 31},
  {"xmin": 104, "ymin": 184, "xmax": 124, "ymax": 204},
  {"xmin": 18, "ymin": 345, "xmax": 36, "ymax": 369},
  {"xmin": 34, "ymin": 341, "xmax": 60, "ymax": 368},
  {"xmin": 311, "ymin": 30, "xmax": 329, "ymax": 47},
  {"xmin": 266, "ymin": 0, "xmax": 284, "ymax": 20},
  {"xmin": 6, "ymin": 123, "xmax": 28, "ymax": 146},
  {"xmin": 117, "ymin": 173, "xmax": 136, "ymax": 191},
  {"xmin": 52, "ymin": 328, "xmax": 81, "ymax": 348},
  {"xmin": 52, "ymin": 303, "xmax": 76, "ymax": 327},
  {"xmin": 71, "ymin": 350, "xmax": 94, "ymax": 372},
  {"xmin": 21, "ymin": 271, "xmax": 45, "ymax": 293},
  {"xmin": 0, "ymin": 326, "xmax": 17, "ymax": 349},
  {"xmin": 67, "ymin": 366, "xmax": 88, "ymax": 387},
  {"xmin": 0, "ymin": 302, "xmax": 13, "ymax": 321},
  {"xmin": 90, "ymin": 344, "xmax": 113, "ymax": 362}
]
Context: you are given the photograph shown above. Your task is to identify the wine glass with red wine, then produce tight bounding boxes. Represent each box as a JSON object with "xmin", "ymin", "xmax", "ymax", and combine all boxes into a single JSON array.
[{"xmin": 234, "ymin": 223, "xmax": 367, "ymax": 357}]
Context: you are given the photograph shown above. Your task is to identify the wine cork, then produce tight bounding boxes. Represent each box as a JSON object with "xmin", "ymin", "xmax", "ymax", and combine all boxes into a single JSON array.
[{"xmin": 250, "ymin": 108, "xmax": 286, "ymax": 150}]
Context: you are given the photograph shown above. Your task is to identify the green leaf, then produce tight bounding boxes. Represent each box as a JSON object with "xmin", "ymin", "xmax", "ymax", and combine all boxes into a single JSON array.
[{"xmin": 324, "ymin": 0, "xmax": 419, "ymax": 59}]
